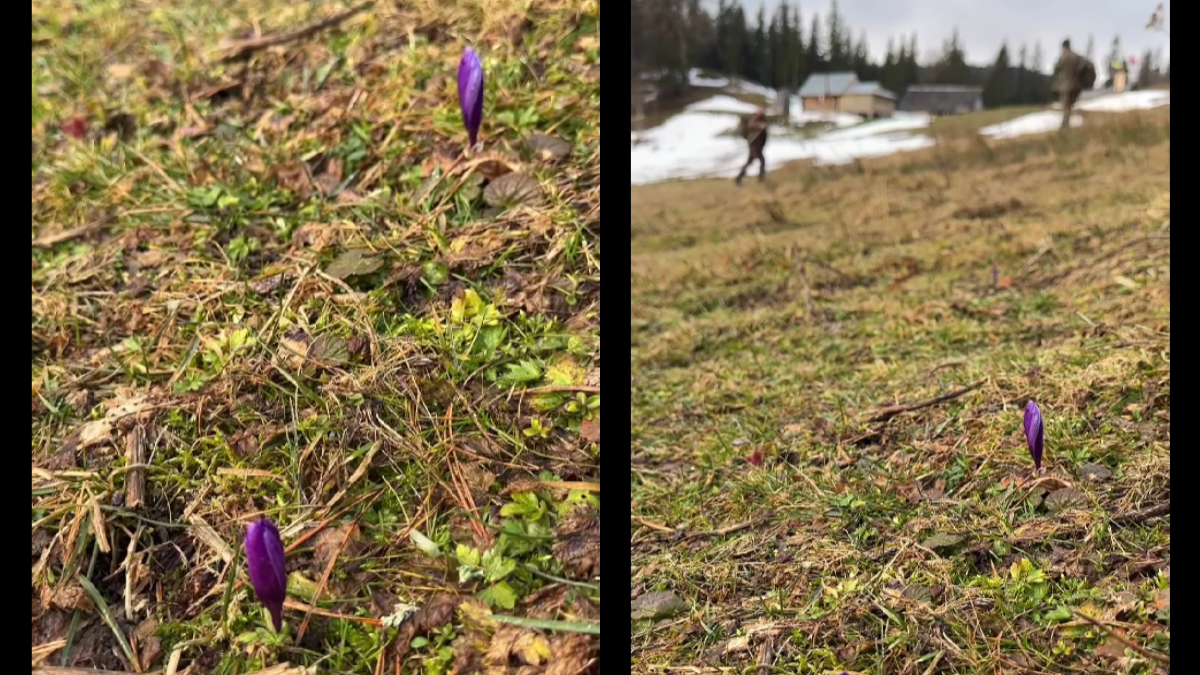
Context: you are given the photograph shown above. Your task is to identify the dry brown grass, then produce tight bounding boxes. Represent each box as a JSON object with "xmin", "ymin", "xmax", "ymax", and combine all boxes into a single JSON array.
[{"xmin": 632, "ymin": 106, "xmax": 1168, "ymax": 674}]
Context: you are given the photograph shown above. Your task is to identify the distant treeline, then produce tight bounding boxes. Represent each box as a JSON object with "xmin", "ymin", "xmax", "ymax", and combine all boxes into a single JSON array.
[{"xmin": 631, "ymin": 0, "xmax": 1170, "ymax": 107}]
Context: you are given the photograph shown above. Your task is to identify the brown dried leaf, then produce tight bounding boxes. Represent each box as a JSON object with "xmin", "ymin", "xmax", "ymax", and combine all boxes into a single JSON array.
[
  {"xmin": 135, "ymin": 617, "xmax": 163, "ymax": 667},
  {"xmin": 41, "ymin": 582, "xmax": 93, "ymax": 612},
  {"xmin": 524, "ymin": 134, "xmax": 572, "ymax": 162},
  {"xmin": 580, "ymin": 416, "xmax": 600, "ymax": 443},
  {"xmin": 248, "ymin": 269, "xmax": 293, "ymax": 296},
  {"xmin": 61, "ymin": 419, "xmax": 114, "ymax": 456},
  {"xmin": 1078, "ymin": 463, "xmax": 1113, "ymax": 482},
  {"xmin": 42, "ymin": 447, "xmax": 78, "ymax": 471},
  {"xmin": 272, "ymin": 161, "xmax": 313, "ymax": 199},
  {"xmin": 1095, "ymin": 635, "xmax": 1128, "ymax": 659},
  {"xmin": 309, "ymin": 523, "xmax": 359, "ymax": 568},
  {"xmin": 314, "ymin": 158, "xmax": 344, "ymax": 196},
  {"xmin": 631, "ymin": 590, "xmax": 687, "ymax": 620},
  {"xmin": 393, "ymin": 594, "xmax": 461, "ymax": 659},
  {"xmin": 449, "ymin": 628, "xmax": 488, "ymax": 675},
  {"xmin": 484, "ymin": 626, "xmax": 551, "ymax": 668},
  {"xmin": 920, "ymin": 532, "xmax": 964, "ymax": 552},
  {"xmin": 309, "ymin": 334, "xmax": 350, "ymax": 365},
  {"xmin": 279, "ymin": 329, "xmax": 350, "ymax": 371},
  {"xmin": 279, "ymin": 329, "xmax": 312, "ymax": 370},
  {"xmin": 471, "ymin": 156, "xmax": 520, "ymax": 180},
  {"xmin": 901, "ymin": 584, "xmax": 932, "ymax": 603},
  {"xmin": 292, "ymin": 222, "xmax": 334, "ymax": 250},
  {"xmin": 132, "ymin": 249, "xmax": 171, "ymax": 268},
  {"xmin": 325, "ymin": 249, "xmax": 384, "ymax": 280},
  {"xmin": 106, "ymin": 63, "xmax": 137, "ymax": 80},
  {"xmin": 1154, "ymin": 587, "xmax": 1170, "ymax": 610},
  {"xmin": 553, "ymin": 508, "xmax": 599, "ymax": 579},
  {"xmin": 1045, "ymin": 487, "xmax": 1086, "ymax": 511},
  {"xmin": 544, "ymin": 633, "xmax": 596, "ymax": 675},
  {"xmin": 484, "ymin": 172, "xmax": 543, "ymax": 209},
  {"xmin": 419, "ymin": 150, "xmax": 457, "ymax": 177},
  {"xmin": 459, "ymin": 463, "xmax": 496, "ymax": 505}
]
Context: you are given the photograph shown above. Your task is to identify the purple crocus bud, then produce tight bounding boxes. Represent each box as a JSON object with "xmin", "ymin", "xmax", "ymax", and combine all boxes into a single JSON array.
[
  {"xmin": 457, "ymin": 47, "xmax": 484, "ymax": 149},
  {"xmin": 1023, "ymin": 400, "xmax": 1044, "ymax": 472},
  {"xmin": 245, "ymin": 519, "xmax": 287, "ymax": 632}
]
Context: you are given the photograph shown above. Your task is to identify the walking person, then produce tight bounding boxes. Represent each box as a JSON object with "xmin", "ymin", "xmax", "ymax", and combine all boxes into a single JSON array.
[
  {"xmin": 1110, "ymin": 57, "xmax": 1128, "ymax": 93},
  {"xmin": 1052, "ymin": 39, "xmax": 1086, "ymax": 131},
  {"xmin": 736, "ymin": 109, "xmax": 768, "ymax": 186}
]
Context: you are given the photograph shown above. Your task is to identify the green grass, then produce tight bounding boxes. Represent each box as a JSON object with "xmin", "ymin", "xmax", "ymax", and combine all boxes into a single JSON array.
[
  {"xmin": 632, "ymin": 107, "xmax": 1169, "ymax": 673},
  {"xmin": 32, "ymin": 1, "xmax": 599, "ymax": 673}
]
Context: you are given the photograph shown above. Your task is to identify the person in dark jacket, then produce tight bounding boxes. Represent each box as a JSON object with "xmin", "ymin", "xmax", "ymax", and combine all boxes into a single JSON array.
[
  {"xmin": 736, "ymin": 109, "xmax": 768, "ymax": 186},
  {"xmin": 1053, "ymin": 39, "xmax": 1085, "ymax": 130}
]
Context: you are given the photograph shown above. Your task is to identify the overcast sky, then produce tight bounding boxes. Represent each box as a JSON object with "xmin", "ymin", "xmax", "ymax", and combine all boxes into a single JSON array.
[{"xmin": 723, "ymin": 0, "xmax": 1169, "ymax": 72}]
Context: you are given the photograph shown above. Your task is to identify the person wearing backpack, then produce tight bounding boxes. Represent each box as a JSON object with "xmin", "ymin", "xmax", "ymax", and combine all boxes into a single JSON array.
[
  {"xmin": 1053, "ymin": 39, "xmax": 1095, "ymax": 130},
  {"xmin": 735, "ymin": 109, "xmax": 769, "ymax": 186}
]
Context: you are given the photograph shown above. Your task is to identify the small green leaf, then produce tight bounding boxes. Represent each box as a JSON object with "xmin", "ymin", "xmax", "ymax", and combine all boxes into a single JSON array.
[
  {"xmin": 456, "ymin": 544, "xmax": 481, "ymax": 567},
  {"xmin": 478, "ymin": 581, "xmax": 518, "ymax": 609},
  {"xmin": 1043, "ymin": 605, "xmax": 1073, "ymax": 623},
  {"xmin": 544, "ymin": 356, "xmax": 585, "ymax": 386},
  {"xmin": 422, "ymin": 260, "xmax": 449, "ymax": 286},
  {"xmin": 500, "ymin": 360, "xmax": 542, "ymax": 385},
  {"xmin": 478, "ymin": 325, "xmax": 505, "ymax": 354},
  {"xmin": 482, "ymin": 547, "xmax": 517, "ymax": 582},
  {"xmin": 287, "ymin": 571, "xmax": 320, "ymax": 602},
  {"xmin": 458, "ymin": 564, "xmax": 485, "ymax": 584}
]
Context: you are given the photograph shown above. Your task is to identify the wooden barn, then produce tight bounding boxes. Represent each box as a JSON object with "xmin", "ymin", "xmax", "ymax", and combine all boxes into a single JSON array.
[
  {"xmin": 897, "ymin": 86, "xmax": 983, "ymax": 116},
  {"xmin": 797, "ymin": 72, "xmax": 896, "ymax": 118}
]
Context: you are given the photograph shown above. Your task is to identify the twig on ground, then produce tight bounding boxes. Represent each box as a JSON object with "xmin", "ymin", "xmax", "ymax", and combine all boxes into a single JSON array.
[
  {"xmin": 962, "ymin": 499, "xmax": 1171, "ymax": 556},
  {"xmin": 678, "ymin": 516, "xmax": 768, "ymax": 541},
  {"xmin": 1113, "ymin": 500, "xmax": 1171, "ymax": 525},
  {"xmin": 866, "ymin": 381, "xmax": 983, "ymax": 423},
  {"xmin": 124, "ymin": 427, "xmax": 146, "ymax": 509},
  {"xmin": 632, "ymin": 515, "xmax": 675, "ymax": 533},
  {"xmin": 1071, "ymin": 608, "xmax": 1169, "ymax": 664},
  {"xmin": 32, "ymin": 212, "xmax": 116, "ymax": 248},
  {"xmin": 295, "ymin": 521, "xmax": 360, "ymax": 643},
  {"xmin": 219, "ymin": 2, "xmax": 374, "ymax": 61}
]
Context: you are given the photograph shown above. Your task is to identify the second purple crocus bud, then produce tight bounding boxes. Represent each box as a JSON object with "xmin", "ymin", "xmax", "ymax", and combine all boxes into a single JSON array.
[
  {"xmin": 245, "ymin": 519, "xmax": 287, "ymax": 632},
  {"xmin": 457, "ymin": 47, "xmax": 484, "ymax": 149},
  {"xmin": 1023, "ymin": 400, "xmax": 1044, "ymax": 472}
]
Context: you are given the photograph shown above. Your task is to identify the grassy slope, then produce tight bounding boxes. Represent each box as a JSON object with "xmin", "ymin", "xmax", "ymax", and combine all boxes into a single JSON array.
[
  {"xmin": 632, "ymin": 108, "xmax": 1169, "ymax": 673},
  {"xmin": 33, "ymin": 1, "xmax": 599, "ymax": 673},
  {"xmin": 929, "ymin": 105, "xmax": 1043, "ymax": 135}
]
